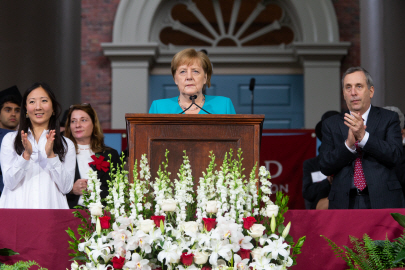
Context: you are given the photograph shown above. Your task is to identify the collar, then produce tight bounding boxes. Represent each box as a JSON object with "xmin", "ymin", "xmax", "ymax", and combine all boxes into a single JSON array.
[{"xmin": 27, "ymin": 128, "xmax": 49, "ymax": 138}]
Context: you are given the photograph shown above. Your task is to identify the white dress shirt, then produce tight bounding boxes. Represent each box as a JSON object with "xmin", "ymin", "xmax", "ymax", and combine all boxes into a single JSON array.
[{"xmin": 0, "ymin": 129, "xmax": 76, "ymax": 209}]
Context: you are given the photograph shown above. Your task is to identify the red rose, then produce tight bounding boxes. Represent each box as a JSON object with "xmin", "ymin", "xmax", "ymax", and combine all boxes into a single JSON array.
[
  {"xmin": 180, "ymin": 252, "xmax": 194, "ymax": 266},
  {"xmin": 112, "ymin": 256, "xmax": 125, "ymax": 269},
  {"xmin": 99, "ymin": 216, "xmax": 111, "ymax": 229},
  {"xmin": 203, "ymin": 218, "xmax": 217, "ymax": 232},
  {"xmin": 202, "ymin": 267, "xmax": 212, "ymax": 270},
  {"xmin": 237, "ymin": 248, "xmax": 251, "ymax": 260},
  {"xmin": 242, "ymin": 216, "xmax": 256, "ymax": 230},
  {"xmin": 151, "ymin": 215, "xmax": 165, "ymax": 228},
  {"xmin": 153, "ymin": 268, "xmax": 162, "ymax": 270}
]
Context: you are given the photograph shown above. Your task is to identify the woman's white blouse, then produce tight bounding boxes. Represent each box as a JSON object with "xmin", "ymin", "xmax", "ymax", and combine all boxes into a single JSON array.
[{"xmin": 0, "ymin": 130, "xmax": 76, "ymax": 209}]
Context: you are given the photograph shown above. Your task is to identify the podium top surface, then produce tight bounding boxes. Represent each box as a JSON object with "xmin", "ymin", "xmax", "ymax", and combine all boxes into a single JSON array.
[{"xmin": 125, "ymin": 113, "xmax": 265, "ymax": 125}]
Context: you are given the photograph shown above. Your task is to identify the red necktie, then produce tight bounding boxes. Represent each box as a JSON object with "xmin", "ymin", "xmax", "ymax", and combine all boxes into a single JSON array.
[{"xmin": 354, "ymin": 141, "xmax": 366, "ymax": 190}]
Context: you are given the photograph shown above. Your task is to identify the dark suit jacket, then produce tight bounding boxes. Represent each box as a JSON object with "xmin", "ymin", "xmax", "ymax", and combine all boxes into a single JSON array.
[
  {"xmin": 302, "ymin": 156, "xmax": 331, "ymax": 209},
  {"xmin": 67, "ymin": 148, "xmax": 121, "ymax": 209},
  {"xmin": 394, "ymin": 145, "xmax": 405, "ymax": 197},
  {"xmin": 319, "ymin": 106, "xmax": 405, "ymax": 209}
]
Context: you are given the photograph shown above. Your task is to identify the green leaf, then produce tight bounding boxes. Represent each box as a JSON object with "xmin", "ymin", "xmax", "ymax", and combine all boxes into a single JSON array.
[
  {"xmin": 393, "ymin": 248, "xmax": 405, "ymax": 264},
  {"xmin": 69, "ymin": 256, "xmax": 88, "ymax": 261},
  {"xmin": 285, "ymin": 235, "xmax": 293, "ymax": 243},
  {"xmin": 391, "ymin": 213, "xmax": 405, "ymax": 228},
  {"xmin": 0, "ymin": 248, "xmax": 19, "ymax": 256},
  {"xmin": 278, "ymin": 224, "xmax": 285, "ymax": 234},
  {"xmin": 296, "ymin": 236, "xmax": 306, "ymax": 247}
]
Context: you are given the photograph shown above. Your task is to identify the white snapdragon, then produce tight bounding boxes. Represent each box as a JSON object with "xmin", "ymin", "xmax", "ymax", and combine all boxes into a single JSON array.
[
  {"xmin": 174, "ymin": 152, "xmax": 194, "ymax": 224},
  {"xmin": 87, "ymin": 169, "xmax": 102, "ymax": 204},
  {"xmin": 152, "ymin": 150, "xmax": 173, "ymax": 216},
  {"xmin": 129, "ymin": 154, "xmax": 151, "ymax": 221},
  {"xmin": 72, "ymin": 149, "xmax": 296, "ymax": 270},
  {"xmin": 86, "ymin": 169, "xmax": 103, "ymax": 223}
]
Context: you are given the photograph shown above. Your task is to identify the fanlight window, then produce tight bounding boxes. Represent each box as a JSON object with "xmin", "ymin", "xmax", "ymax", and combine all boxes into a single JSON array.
[{"xmin": 159, "ymin": 0, "xmax": 294, "ymax": 47}]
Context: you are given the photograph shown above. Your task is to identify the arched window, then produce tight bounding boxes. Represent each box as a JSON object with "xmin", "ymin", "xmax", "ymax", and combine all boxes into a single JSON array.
[{"xmin": 154, "ymin": 0, "xmax": 296, "ymax": 47}]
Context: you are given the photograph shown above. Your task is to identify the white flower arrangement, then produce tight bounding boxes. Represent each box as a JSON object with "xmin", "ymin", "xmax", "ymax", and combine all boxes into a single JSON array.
[{"xmin": 67, "ymin": 149, "xmax": 305, "ymax": 270}]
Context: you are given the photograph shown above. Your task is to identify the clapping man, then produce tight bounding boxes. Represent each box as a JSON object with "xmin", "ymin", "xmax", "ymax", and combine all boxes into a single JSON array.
[{"xmin": 319, "ymin": 67, "xmax": 404, "ymax": 209}]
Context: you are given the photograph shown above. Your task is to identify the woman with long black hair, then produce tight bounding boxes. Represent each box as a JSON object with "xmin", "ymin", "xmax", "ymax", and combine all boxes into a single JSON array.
[{"xmin": 0, "ymin": 82, "xmax": 75, "ymax": 209}]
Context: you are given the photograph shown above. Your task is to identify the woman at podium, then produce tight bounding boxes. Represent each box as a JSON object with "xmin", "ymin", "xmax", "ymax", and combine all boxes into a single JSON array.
[{"xmin": 149, "ymin": 48, "xmax": 236, "ymax": 114}]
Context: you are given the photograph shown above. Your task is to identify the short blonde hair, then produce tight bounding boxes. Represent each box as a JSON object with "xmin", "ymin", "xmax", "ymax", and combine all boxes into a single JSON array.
[{"xmin": 171, "ymin": 48, "xmax": 213, "ymax": 88}]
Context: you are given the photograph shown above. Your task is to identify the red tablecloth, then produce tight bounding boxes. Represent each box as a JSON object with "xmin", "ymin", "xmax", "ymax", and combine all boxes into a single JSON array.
[{"xmin": 1, "ymin": 209, "xmax": 405, "ymax": 270}]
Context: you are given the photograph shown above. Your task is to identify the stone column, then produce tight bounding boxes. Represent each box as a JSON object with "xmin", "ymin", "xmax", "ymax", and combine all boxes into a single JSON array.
[
  {"xmin": 102, "ymin": 44, "xmax": 158, "ymax": 129},
  {"xmin": 360, "ymin": 0, "xmax": 385, "ymax": 107},
  {"xmin": 295, "ymin": 43, "xmax": 350, "ymax": 129}
]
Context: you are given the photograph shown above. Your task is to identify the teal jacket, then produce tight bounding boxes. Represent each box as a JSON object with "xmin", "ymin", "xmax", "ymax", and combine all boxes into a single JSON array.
[{"xmin": 149, "ymin": 95, "xmax": 236, "ymax": 114}]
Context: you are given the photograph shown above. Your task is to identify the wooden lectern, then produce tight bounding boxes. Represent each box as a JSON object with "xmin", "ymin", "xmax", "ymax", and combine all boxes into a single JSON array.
[{"xmin": 125, "ymin": 114, "xmax": 264, "ymax": 183}]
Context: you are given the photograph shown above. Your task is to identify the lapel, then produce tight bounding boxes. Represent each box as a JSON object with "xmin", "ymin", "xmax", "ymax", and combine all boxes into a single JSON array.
[
  {"xmin": 338, "ymin": 107, "xmax": 380, "ymax": 139},
  {"xmin": 364, "ymin": 106, "xmax": 379, "ymax": 135},
  {"xmin": 338, "ymin": 111, "xmax": 349, "ymax": 138}
]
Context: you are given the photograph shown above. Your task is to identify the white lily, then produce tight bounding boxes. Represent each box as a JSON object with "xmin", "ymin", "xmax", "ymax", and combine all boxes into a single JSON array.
[
  {"xmin": 262, "ymin": 237, "xmax": 290, "ymax": 260},
  {"xmin": 197, "ymin": 231, "xmax": 212, "ymax": 247},
  {"xmin": 87, "ymin": 238, "xmax": 113, "ymax": 263},
  {"xmin": 216, "ymin": 259, "xmax": 227, "ymax": 270},
  {"xmin": 249, "ymin": 256, "xmax": 276, "ymax": 270},
  {"xmin": 178, "ymin": 265, "xmax": 199, "ymax": 270},
  {"xmin": 233, "ymin": 254, "xmax": 249, "ymax": 270},
  {"xmin": 124, "ymin": 253, "xmax": 151, "ymax": 270},
  {"xmin": 236, "ymin": 235, "xmax": 253, "ymax": 250},
  {"xmin": 148, "ymin": 227, "xmax": 164, "ymax": 243},
  {"xmin": 96, "ymin": 264, "xmax": 114, "ymax": 270},
  {"xmin": 127, "ymin": 230, "xmax": 152, "ymax": 253},
  {"xmin": 115, "ymin": 216, "xmax": 134, "ymax": 229},
  {"xmin": 209, "ymin": 239, "xmax": 233, "ymax": 265},
  {"xmin": 78, "ymin": 239, "xmax": 91, "ymax": 252},
  {"xmin": 109, "ymin": 223, "xmax": 132, "ymax": 249},
  {"xmin": 157, "ymin": 241, "xmax": 180, "ymax": 265}
]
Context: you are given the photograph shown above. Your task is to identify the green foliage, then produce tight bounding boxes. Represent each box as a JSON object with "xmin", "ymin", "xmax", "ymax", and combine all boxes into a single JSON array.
[
  {"xmin": 66, "ymin": 208, "xmax": 93, "ymax": 261},
  {"xmin": 0, "ymin": 249, "xmax": 18, "ymax": 256},
  {"xmin": 392, "ymin": 213, "xmax": 405, "ymax": 228},
  {"xmin": 322, "ymin": 213, "xmax": 405, "ymax": 270},
  {"xmin": 275, "ymin": 191, "xmax": 288, "ymax": 227},
  {"xmin": 0, "ymin": 260, "xmax": 47, "ymax": 270},
  {"xmin": 290, "ymin": 236, "xmax": 306, "ymax": 266}
]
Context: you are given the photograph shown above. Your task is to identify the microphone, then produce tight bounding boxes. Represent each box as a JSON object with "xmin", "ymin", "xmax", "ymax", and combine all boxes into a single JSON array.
[
  {"xmin": 249, "ymin": 78, "xmax": 256, "ymax": 91},
  {"xmin": 179, "ymin": 95, "xmax": 211, "ymax": 114}
]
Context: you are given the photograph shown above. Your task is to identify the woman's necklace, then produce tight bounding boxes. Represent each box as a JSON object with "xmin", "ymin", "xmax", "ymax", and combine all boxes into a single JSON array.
[
  {"xmin": 78, "ymin": 146, "xmax": 90, "ymax": 151},
  {"xmin": 178, "ymin": 96, "xmax": 205, "ymax": 111}
]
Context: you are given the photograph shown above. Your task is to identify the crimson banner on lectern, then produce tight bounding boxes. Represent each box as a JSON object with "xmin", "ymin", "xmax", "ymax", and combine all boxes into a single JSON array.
[{"xmin": 260, "ymin": 130, "xmax": 317, "ymax": 209}]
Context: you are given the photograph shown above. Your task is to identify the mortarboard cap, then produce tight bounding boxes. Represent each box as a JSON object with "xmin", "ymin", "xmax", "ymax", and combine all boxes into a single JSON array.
[{"xmin": 0, "ymin": 85, "xmax": 22, "ymax": 105}]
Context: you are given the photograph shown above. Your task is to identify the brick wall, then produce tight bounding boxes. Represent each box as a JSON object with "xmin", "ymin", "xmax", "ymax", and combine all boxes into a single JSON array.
[
  {"xmin": 332, "ymin": 0, "xmax": 361, "ymax": 111},
  {"xmin": 80, "ymin": 0, "xmax": 360, "ymax": 127},
  {"xmin": 81, "ymin": 0, "xmax": 120, "ymax": 129}
]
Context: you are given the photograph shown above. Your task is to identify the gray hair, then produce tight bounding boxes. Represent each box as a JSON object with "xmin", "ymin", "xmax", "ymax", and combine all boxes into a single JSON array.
[
  {"xmin": 342, "ymin": 67, "xmax": 374, "ymax": 89},
  {"xmin": 383, "ymin": 106, "xmax": 404, "ymax": 129}
]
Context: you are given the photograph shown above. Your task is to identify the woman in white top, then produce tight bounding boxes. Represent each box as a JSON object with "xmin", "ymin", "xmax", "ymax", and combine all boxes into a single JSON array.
[
  {"xmin": 0, "ymin": 82, "xmax": 75, "ymax": 209},
  {"xmin": 64, "ymin": 104, "xmax": 120, "ymax": 208}
]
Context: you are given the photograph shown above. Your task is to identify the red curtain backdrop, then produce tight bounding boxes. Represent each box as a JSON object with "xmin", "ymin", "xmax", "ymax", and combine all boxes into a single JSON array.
[
  {"xmin": 260, "ymin": 130, "xmax": 316, "ymax": 209},
  {"xmin": 2, "ymin": 209, "xmax": 404, "ymax": 270}
]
